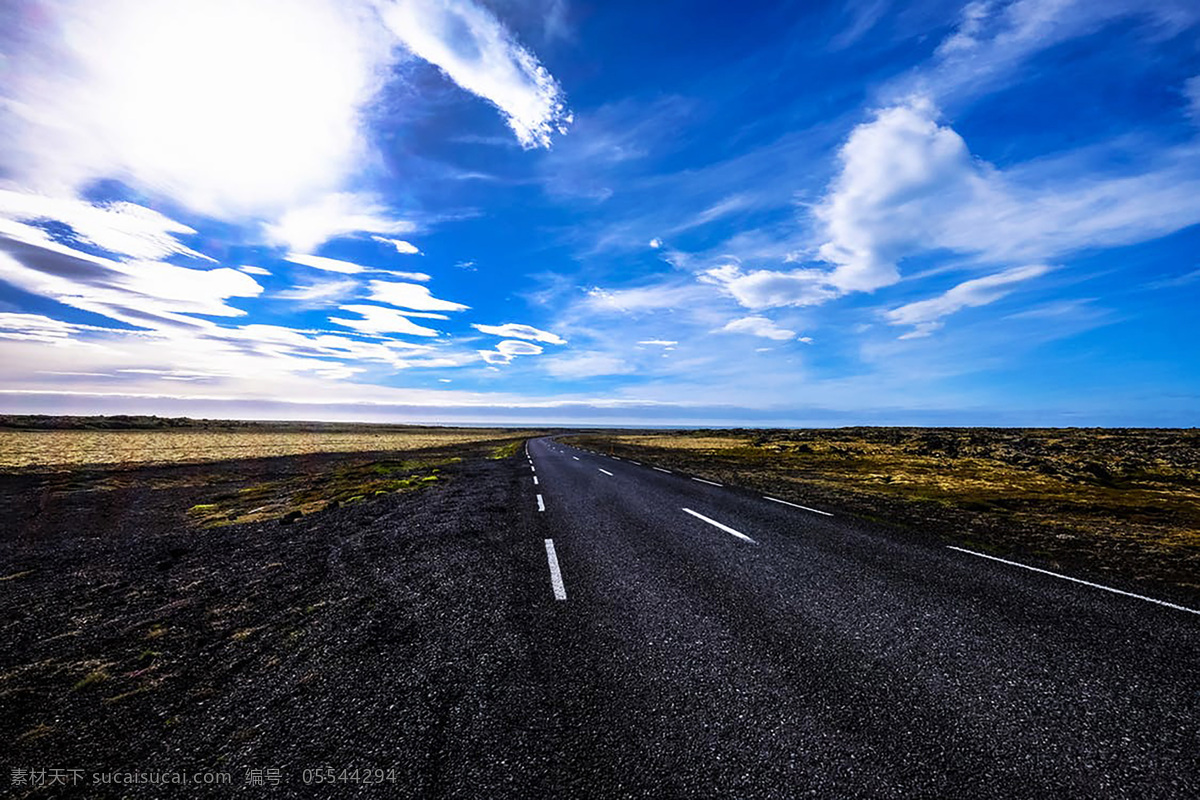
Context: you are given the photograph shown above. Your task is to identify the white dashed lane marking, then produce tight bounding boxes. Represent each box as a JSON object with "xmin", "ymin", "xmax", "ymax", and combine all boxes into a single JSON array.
[
  {"xmin": 763, "ymin": 496, "xmax": 832, "ymax": 516},
  {"xmin": 544, "ymin": 539, "xmax": 567, "ymax": 601},
  {"xmin": 947, "ymin": 546, "xmax": 1199, "ymax": 615},
  {"xmin": 682, "ymin": 508, "xmax": 757, "ymax": 544}
]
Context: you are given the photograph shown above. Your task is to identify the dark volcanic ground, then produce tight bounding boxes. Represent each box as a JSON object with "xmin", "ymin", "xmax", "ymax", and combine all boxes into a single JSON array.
[{"xmin": 1, "ymin": 449, "xmax": 551, "ymax": 797}]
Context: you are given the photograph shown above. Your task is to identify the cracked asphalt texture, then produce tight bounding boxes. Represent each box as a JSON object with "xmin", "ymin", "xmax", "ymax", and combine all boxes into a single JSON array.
[{"xmin": 2, "ymin": 436, "xmax": 1197, "ymax": 798}]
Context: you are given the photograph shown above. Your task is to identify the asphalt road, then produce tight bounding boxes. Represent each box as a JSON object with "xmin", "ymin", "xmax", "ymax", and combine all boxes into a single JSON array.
[{"xmin": 513, "ymin": 436, "xmax": 1199, "ymax": 798}]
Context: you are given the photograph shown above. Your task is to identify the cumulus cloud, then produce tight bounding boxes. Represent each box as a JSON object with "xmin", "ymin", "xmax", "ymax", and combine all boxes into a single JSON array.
[
  {"xmin": 329, "ymin": 303, "xmax": 440, "ymax": 336},
  {"xmin": 885, "ymin": 264, "xmax": 1051, "ymax": 338},
  {"xmin": 367, "ymin": 280, "xmax": 469, "ymax": 311},
  {"xmin": 701, "ymin": 264, "xmax": 840, "ymax": 309},
  {"xmin": 815, "ymin": 98, "xmax": 979, "ymax": 293},
  {"xmin": 376, "ymin": 0, "xmax": 571, "ymax": 149},
  {"xmin": 268, "ymin": 193, "xmax": 417, "ymax": 254},
  {"xmin": 373, "ymin": 236, "xmax": 421, "ymax": 254},
  {"xmin": 472, "ymin": 322, "xmax": 566, "ymax": 344},
  {"xmin": 701, "ymin": 97, "xmax": 1200, "ymax": 313},
  {"xmin": 718, "ymin": 316, "xmax": 797, "ymax": 341},
  {"xmin": 478, "ymin": 338, "xmax": 543, "ymax": 364}
]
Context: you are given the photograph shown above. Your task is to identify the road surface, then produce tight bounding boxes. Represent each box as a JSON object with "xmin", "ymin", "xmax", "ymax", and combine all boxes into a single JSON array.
[{"xmin": 507, "ymin": 436, "xmax": 1198, "ymax": 797}]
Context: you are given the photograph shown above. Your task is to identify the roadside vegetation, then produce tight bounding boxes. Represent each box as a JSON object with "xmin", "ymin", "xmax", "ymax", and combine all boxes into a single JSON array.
[
  {"xmin": 565, "ymin": 428, "xmax": 1200, "ymax": 603},
  {"xmin": 0, "ymin": 420, "xmax": 540, "ymax": 470}
]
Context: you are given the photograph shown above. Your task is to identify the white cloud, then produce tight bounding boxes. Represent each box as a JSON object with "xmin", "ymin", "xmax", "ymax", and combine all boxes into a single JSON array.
[
  {"xmin": 367, "ymin": 280, "xmax": 469, "ymax": 311},
  {"xmin": 478, "ymin": 338, "xmax": 543, "ymax": 364},
  {"xmin": 701, "ymin": 264, "xmax": 841, "ymax": 309},
  {"xmin": 472, "ymin": 322, "xmax": 566, "ymax": 344},
  {"xmin": 718, "ymin": 316, "xmax": 798, "ymax": 341},
  {"xmin": 285, "ymin": 253, "xmax": 371, "ymax": 274},
  {"xmin": 380, "ymin": 270, "xmax": 433, "ymax": 282},
  {"xmin": 240, "ymin": 266, "xmax": 272, "ymax": 276},
  {"xmin": 373, "ymin": 235, "xmax": 421, "ymax": 254},
  {"xmin": 638, "ymin": 339, "xmax": 677, "ymax": 346},
  {"xmin": 377, "ymin": 0, "xmax": 571, "ymax": 149},
  {"xmin": 273, "ymin": 278, "xmax": 359, "ymax": 304},
  {"xmin": 907, "ymin": 0, "xmax": 1200, "ymax": 105},
  {"xmin": 328, "ymin": 304, "xmax": 439, "ymax": 336},
  {"xmin": 0, "ymin": 218, "xmax": 262, "ymax": 328},
  {"xmin": 282, "ymin": 256, "xmax": 428, "ymax": 282},
  {"xmin": 649, "ymin": 238, "xmax": 662, "ymax": 249},
  {"xmin": 584, "ymin": 282, "xmax": 709, "ymax": 314},
  {"xmin": 268, "ymin": 193, "xmax": 416, "ymax": 253},
  {"xmin": 815, "ymin": 98, "xmax": 978, "ymax": 293},
  {"xmin": 799, "ymin": 98, "xmax": 1200, "ymax": 300},
  {"xmin": 936, "ymin": 1, "xmax": 996, "ymax": 56},
  {"xmin": 0, "ymin": 190, "xmax": 209, "ymax": 262},
  {"xmin": 886, "ymin": 264, "xmax": 1051, "ymax": 337},
  {"xmin": 0, "ymin": 0, "xmax": 393, "ymax": 217}
]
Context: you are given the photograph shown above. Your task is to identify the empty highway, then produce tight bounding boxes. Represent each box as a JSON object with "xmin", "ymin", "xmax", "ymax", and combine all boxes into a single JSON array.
[{"xmin": 512, "ymin": 436, "xmax": 1198, "ymax": 797}]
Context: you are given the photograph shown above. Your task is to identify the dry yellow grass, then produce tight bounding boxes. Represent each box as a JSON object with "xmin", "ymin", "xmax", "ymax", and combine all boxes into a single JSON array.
[{"xmin": 0, "ymin": 428, "xmax": 537, "ymax": 469}]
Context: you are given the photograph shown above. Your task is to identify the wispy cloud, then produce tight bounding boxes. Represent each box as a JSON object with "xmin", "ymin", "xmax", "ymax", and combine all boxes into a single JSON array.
[
  {"xmin": 329, "ymin": 304, "xmax": 440, "ymax": 336},
  {"xmin": 376, "ymin": 0, "xmax": 571, "ymax": 149},
  {"xmin": 472, "ymin": 322, "xmax": 566, "ymax": 344},
  {"xmin": 273, "ymin": 278, "xmax": 359, "ymax": 305},
  {"xmin": 885, "ymin": 264, "xmax": 1051, "ymax": 338},
  {"xmin": 718, "ymin": 315, "xmax": 798, "ymax": 341},
  {"xmin": 269, "ymin": 193, "xmax": 417, "ymax": 254},
  {"xmin": 0, "ymin": 219, "xmax": 262, "ymax": 329}
]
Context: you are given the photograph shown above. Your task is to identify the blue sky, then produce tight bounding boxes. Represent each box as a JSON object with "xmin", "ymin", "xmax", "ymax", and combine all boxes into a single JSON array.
[{"xmin": 1, "ymin": 0, "xmax": 1198, "ymax": 426}]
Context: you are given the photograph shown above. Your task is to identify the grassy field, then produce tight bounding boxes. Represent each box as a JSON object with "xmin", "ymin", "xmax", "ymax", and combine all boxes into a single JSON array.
[
  {"xmin": 0, "ymin": 427, "xmax": 540, "ymax": 470},
  {"xmin": 565, "ymin": 428, "xmax": 1200, "ymax": 603}
]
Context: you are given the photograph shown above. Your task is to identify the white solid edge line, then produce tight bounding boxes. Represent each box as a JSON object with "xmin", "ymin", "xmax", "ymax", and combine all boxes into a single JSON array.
[
  {"xmin": 763, "ymin": 495, "xmax": 833, "ymax": 517},
  {"xmin": 536, "ymin": 494, "xmax": 545, "ymax": 512},
  {"xmin": 533, "ymin": 476, "xmax": 539, "ymax": 485},
  {"xmin": 544, "ymin": 539, "xmax": 567, "ymax": 601},
  {"xmin": 682, "ymin": 507, "xmax": 757, "ymax": 544},
  {"xmin": 654, "ymin": 467, "xmax": 672, "ymax": 474},
  {"xmin": 598, "ymin": 468, "xmax": 613, "ymax": 476},
  {"xmin": 693, "ymin": 477, "xmax": 723, "ymax": 487},
  {"xmin": 946, "ymin": 546, "xmax": 1199, "ymax": 615}
]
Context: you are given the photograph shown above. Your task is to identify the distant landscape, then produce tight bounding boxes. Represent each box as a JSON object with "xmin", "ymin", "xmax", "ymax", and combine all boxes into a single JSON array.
[{"xmin": 566, "ymin": 427, "xmax": 1200, "ymax": 605}]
